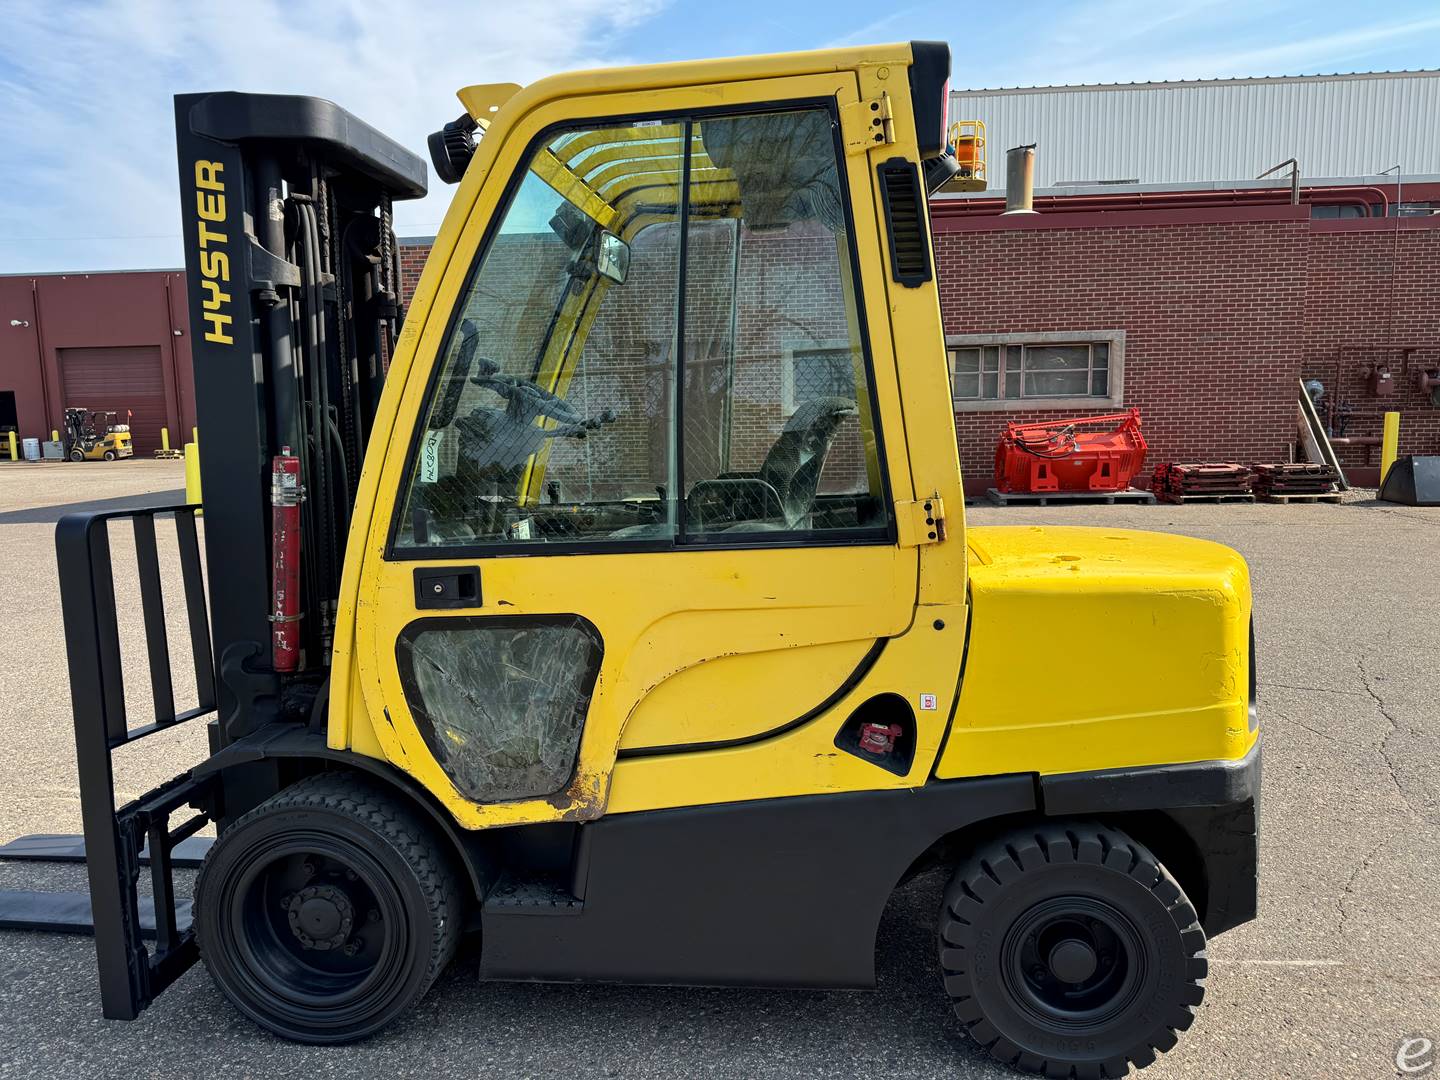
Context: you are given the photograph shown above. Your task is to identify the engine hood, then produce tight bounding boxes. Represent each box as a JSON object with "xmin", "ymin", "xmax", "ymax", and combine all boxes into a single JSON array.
[{"xmin": 936, "ymin": 525, "xmax": 1255, "ymax": 780}]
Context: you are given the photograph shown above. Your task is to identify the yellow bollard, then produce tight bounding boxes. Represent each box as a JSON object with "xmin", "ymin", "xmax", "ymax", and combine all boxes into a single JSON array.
[
  {"xmin": 6, "ymin": 431, "xmax": 15, "ymax": 462},
  {"xmin": 184, "ymin": 441, "xmax": 203, "ymax": 512},
  {"xmin": 192, "ymin": 427, "xmax": 199, "ymax": 447},
  {"xmin": 1380, "ymin": 411, "xmax": 1400, "ymax": 487},
  {"xmin": 161, "ymin": 427, "xmax": 171, "ymax": 453}
]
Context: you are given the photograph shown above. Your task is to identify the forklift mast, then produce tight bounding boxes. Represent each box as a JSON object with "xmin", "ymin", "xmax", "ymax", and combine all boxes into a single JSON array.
[{"xmin": 174, "ymin": 94, "xmax": 427, "ymax": 742}]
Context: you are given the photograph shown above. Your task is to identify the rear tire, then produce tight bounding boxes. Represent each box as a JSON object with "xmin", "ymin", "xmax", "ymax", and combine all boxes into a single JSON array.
[
  {"xmin": 102, "ymin": 450, "xmax": 117, "ymax": 461},
  {"xmin": 938, "ymin": 821, "xmax": 1206, "ymax": 1078},
  {"xmin": 195, "ymin": 772, "xmax": 464, "ymax": 1043}
]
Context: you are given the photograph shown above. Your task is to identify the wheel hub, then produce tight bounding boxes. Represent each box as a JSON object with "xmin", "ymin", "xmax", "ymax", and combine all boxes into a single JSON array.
[
  {"xmin": 285, "ymin": 884, "xmax": 355, "ymax": 950},
  {"xmin": 1003, "ymin": 896, "xmax": 1144, "ymax": 1026},
  {"xmin": 1047, "ymin": 938, "xmax": 1098, "ymax": 983}
]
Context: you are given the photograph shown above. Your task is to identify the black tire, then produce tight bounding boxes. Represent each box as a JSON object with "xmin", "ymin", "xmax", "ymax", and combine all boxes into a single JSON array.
[
  {"xmin": 102, "ymin": 450, "xmax": 117, "ymax": 461},
  {"xmin": 69, "ymin": 448, "xmax": 84, "ymax": 461},
  {"xmin": 938, "ymin": 821, "xmax": 1206, "ymax": 1078},
  {"xmin": 194, "ymin": 772, "xmax": 464, "ymax": 1043}
]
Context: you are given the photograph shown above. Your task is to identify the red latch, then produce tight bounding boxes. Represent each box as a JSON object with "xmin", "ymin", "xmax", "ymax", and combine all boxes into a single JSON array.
[{"xmin": 857, "ymin": 722, "xmax": 902, "ymax": 755}]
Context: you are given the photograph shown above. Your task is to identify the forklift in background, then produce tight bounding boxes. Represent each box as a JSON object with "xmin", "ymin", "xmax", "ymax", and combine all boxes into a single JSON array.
[
  {"xmin": 0, "ymin": 42, "xmax": 1259, "ymax": 1079},
  {"xmin": 63, "ymin": 408, "xmax": 134, "ymax": 461}
]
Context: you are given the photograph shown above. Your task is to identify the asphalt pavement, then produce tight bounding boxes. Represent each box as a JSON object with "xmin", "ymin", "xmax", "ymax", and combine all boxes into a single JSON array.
[{"xmin": 0, "ymin": 460, "xmax": 1435, "ymax": 1079}]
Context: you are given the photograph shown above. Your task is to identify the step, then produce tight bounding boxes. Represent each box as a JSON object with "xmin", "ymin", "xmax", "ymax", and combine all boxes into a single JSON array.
[{"xmin": 482, "ymin": 873, "xmax": 584, "ymax": 917}]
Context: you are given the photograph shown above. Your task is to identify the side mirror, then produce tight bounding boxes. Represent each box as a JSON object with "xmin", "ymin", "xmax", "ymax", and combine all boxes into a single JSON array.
[{"xmin": 596, "ymin": 230, "xmax": 630, "ymax": 285}]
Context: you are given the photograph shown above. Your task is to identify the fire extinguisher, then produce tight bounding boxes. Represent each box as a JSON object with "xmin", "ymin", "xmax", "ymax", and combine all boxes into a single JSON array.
[{"xmin": 270, "ymin": 449, "xmax": 303, "ymax": 672}]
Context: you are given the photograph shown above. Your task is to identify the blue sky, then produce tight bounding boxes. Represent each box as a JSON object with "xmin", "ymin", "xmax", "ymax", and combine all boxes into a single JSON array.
[{"xmin": 2, "ymin": 0, "xmax": 1440, "ymax": 273}]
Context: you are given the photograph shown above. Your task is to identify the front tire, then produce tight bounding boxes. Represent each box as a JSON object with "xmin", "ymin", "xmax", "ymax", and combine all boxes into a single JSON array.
[
  {"xmin": 195, "ymin": 772, "xmax": 464, "ymax": 1043},
  {"xmin": 938, "ymin": 821, "xmax": 1206, "ymax": 1078},
  {"xmin": 69, "ymin": 448, "xmax": 84, "ymax": 461}
]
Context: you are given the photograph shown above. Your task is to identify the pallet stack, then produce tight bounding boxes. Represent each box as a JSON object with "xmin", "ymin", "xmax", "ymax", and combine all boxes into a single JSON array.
[
  {"xmin": 1151, "ymin": 463, "xmax": 1255, "ymax": 503},
  {"xmin": 1251, "ymin": 463, "xmax": 1340, "ymax": 502}
]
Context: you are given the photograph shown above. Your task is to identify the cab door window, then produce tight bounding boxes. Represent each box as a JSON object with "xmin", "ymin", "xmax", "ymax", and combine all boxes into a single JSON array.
[
  {"xmin": 393, "ymin": 105, "xmax": 889, "ymax": 553},
  {"xmin": 680, "ymin": 108, "xmax": 887, "ymax": 538}
]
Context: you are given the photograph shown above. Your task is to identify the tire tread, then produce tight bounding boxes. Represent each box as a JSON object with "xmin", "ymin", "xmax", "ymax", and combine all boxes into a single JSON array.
[
  {"xmin": 938, "ymin": 820, "xmax": 1206, "ymax": 1079},
  {"xmin": 194, "ymin": 771, "xmax": 463, "ymax": 1042}
]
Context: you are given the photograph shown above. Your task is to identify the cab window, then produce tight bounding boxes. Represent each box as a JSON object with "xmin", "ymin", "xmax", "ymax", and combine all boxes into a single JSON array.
[{"xmin": 393, "ymin": 106, "xmax": 888, "ymax": 552}]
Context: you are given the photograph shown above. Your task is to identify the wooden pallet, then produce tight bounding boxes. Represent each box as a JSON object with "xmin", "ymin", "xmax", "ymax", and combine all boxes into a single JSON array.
[
  {"xmin": 1257, "ymin": 492, "xmax": 1342, "ymax": 504},
  {"xmin": 984, "ymin": 488, "xmax": 1157, "ymax": 507},
  {"xmin": 1158, "ymin": 493, "xmax": 1256, "ymax": 504}
]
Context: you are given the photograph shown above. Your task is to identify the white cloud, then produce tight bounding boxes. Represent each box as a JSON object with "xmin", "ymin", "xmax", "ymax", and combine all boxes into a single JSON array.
[{"xmin": 0, "ymin": 0, "xmax": 666, "ymax": 272}]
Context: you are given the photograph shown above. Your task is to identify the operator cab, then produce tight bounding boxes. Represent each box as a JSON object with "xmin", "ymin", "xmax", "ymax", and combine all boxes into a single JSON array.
[{"xmin": 399, "ymin": 110, "xmax": 888, "ymax": 549}]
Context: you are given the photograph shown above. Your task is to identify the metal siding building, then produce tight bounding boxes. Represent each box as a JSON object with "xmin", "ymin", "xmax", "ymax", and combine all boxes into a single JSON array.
[{"xmin": 950, "ymin": 71, "xmax": 1440, "ymax": 191}]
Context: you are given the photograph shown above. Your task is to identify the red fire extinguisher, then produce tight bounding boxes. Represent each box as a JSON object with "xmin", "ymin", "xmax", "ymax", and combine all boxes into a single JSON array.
[{"xmin": 270, "ymin": 449, "xmax": 303, "ymax": 672}]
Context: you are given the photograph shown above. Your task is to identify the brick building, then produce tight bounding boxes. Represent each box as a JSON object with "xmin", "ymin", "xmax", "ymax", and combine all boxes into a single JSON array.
[
  {"xmin": 932, "ymin": 191, "xmax": 1440, "ymax": 489},
  {"xmin": 0, "ymin": 271, "xmax": 197, "ymax": 455},
  {"xmin": 3, "ymin": 186, "xmax": 1433, "ymax": 487},
  {"xmin": 398, "ymin": 178, "xmax": 1440, "ymax": 493}
]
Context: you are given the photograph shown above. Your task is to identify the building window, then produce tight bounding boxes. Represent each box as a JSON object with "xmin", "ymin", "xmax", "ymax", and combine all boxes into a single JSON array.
[{"xmin": 946, "ymin": 331, "xmax": 1124, "ymax": 411}]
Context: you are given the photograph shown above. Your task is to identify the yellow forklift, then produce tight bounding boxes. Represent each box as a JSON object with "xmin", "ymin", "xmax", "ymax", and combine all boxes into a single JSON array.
[
  {"xmin": 63, "ymin": 407, "xmax": 134, "ymax": 461},
  {"xmin": 0, "ymin": 42, "xmax": 1257, "ymax": 1078}
]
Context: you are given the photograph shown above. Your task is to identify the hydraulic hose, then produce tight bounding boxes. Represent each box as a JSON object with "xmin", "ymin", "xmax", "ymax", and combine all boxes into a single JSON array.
[
  {"xmin": 295, "ymin": 197, "xmax": 336, "ymax": 657},
  {"xmin": 309, "ymin": 202, "xmax": 336, "ymax": 619},
  {"xmin": 326, "ymin": 408, "xmax": 351, "ymax": 536},
  {"xmin": 1012, "ymin": 426, "xmax": 1080, "ymax": 459}
]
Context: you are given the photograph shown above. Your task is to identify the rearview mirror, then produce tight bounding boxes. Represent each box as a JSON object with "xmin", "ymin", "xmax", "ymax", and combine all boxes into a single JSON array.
[{"xmin": 596, "ymin": 230, "xmax": 630, "ymax": 285}]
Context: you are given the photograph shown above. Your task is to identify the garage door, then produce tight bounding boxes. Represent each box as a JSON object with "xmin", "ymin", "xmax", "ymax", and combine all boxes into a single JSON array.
[{"xmin": 59, "ymin": 346, "xmax": 169, "ymax": 455}]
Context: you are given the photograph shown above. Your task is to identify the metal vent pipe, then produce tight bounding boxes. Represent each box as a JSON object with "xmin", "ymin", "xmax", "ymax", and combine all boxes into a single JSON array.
[{"xmin": 1003, "ymin": 144, "xmax": 1038, "ymax": 215}]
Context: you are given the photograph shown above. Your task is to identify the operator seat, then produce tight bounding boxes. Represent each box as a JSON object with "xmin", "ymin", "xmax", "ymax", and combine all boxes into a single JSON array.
[
  {"xmin": 756, "ymin": 396, "xmax": 859, "ymax": 527},
  {"xmin": 668, "ymin": 395, "xmax": 859, "ymax": 536}
]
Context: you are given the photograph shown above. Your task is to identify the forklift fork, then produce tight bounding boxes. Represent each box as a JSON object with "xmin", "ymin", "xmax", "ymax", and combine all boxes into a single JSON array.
[{"xmin": 0, "ymin": 504, "xmax": 219, "ymax": 1018}]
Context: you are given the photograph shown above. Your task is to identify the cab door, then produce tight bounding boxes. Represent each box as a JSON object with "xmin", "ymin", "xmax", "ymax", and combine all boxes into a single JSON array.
[{"xmin": 348, "ymin": 71, "xmax": 926, "ymax": 830}]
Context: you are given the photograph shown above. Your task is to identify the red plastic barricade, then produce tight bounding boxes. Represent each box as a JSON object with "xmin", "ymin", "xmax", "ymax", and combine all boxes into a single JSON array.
[{"xmin": 994, "ymin": 409, "xmax": 1148, "ymax": 494}]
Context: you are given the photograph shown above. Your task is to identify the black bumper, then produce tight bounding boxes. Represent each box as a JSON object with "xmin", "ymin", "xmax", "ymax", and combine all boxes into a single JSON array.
[{"xmin": 1038, "ymin": 740, "xmax": 1261, "ymax": 937}]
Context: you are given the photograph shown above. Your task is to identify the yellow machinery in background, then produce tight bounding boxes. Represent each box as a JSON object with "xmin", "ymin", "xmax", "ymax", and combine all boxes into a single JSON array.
[
  {"xmin": 9, "ymin": 41, "xmax": 1259, "ymax": 1080},
  {"xmin": 62, "ymin": 407, "xmax": 133, "ymax": 461}
]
